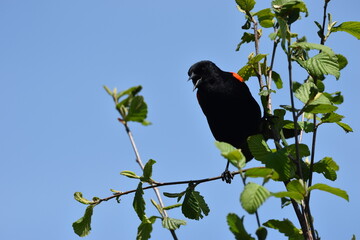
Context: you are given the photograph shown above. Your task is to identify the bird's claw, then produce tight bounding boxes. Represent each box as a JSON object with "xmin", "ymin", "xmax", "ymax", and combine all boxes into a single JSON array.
[{"xmin": 221, "ymin": 170, "xmax": 234, "ymax": 184}]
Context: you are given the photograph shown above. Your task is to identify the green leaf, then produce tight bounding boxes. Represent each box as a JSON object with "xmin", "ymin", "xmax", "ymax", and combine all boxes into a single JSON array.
[
  {"xmin": 227, "ymin": 214, "xmax": 255, "ymax": 240},
  {"xmin": 215, "ymin": 141, "xmax": 246, "ymax": 169},
  {"xmin": 263, "ymin": 219, "xmax": 303, "ymax": 239},
  {"xmin": 240, "ymin": 182, "xmax": 271, "ymax": 214},
  {"xmin": 121, "ymin": 170, "xmax": 141, "ymax": 179},
  {"xmin": 286, "ymin": 180, "xmax": 307, "ymax": 197},
  {"xmin": 256, "ymin": 227, "xmax": 268, "ymax": 240},
  {"xmin": 255, "ymin": 8, "xmax": 275, "ymax": 28},
  {"xmin": 74, "ymin": 192, "xmax": 93, "ymax": 205},
  {"xmin": 271, "ymin": 71, "xmax": 283, "ymax": 89},
  {"xmin": 303, "ymin": 103, "xmax": 338, "ymax": 114},
  {"xmin": 245, "ymin": 167, "xmax": 280, "ymax": 180},
  {"xmin": 141, "ymin": 159, "xmax": 156, "ymax": 182},
  {"xmin": 103, "ymin": 85, "xmax": 113, "ymax": 96},
  {"xmin": 150, "ymin": 199, "xmax": 163, "ymax": 216},
  {"xmin": 313, "ymin": 157, "xmax": 339, "ymax": 181},
  {"xmin": 163, "ymin": 191, "xmax": 186, "ymax": 201},
  {"xmin": 282, "ymin": 120, "xmax": 314, "ymax": 133},
  {"xmin": 308, "ymin": 183, "xmax": 349, "ymax": 201},
  {"xmin": 238, "ymin": 64, "xmax": 256, "ymax": 81},
  {"xmin": 72, "ymin": 205, "xmax": 95, "ymax": 237},
  {"xmin": 249, "ymin": 54, "xmax": 268, "ymax": 65},
  {"xmin": 236, "ymin": 32, "xmax": 255, "ymax": 51},
  {"xmin": 297, "ymin": 52, "xmax": 340, "ymax": 79},
  {"xmin": 331, "ymin": 21, "xmax": 360, "ymax": 40},
  {"xmin": 137, "ymin": 216, "xmax": 156, "ymax": 240},
  {"xmin": 265, "ymin": 150, "xmax": 295, "ymax": 181},
  {"xmin": 336, "ymin": 122, "xmax": 353, "ymax": 133},
  {"xmin": 247, "ymin": 134, "xmax": 272, "ymax": 162},
  {"xmin": 286, "ymin": 143, "xmax": 310, "ymax": 158},
  {"xmin": 271, "ymin": 191, "xmax": 304, "ymax": 201},
  {"xmin": 323, "ymin": 91, "xmax": 344, "ymax": 104},
  {"xmin": 163, "ymin": 203, "xmax": 182, "ymax": 210},
  {"xmin": 235, "ymin": 0, "xmax": 256, "ymax": 12},
  {"xmin": 162, "ymin": 217, "xmax": 186, "ymax": 230},
  {"xmin": 336, "ymin": 54, "xmax": 348, "ymax": 70},
  {"xmin": 116, "ymin": 85, "xmax": 142, "ymax": 100},
  {"xmin": 294, "ymin": 82, "xmax": 318, "ymax": 104},
  {"xmin": 321, "ymin": 112, "xmax": 344, "ymax": 123},
  {"xmin": 124, "ymin": 95, "xmax": 149, "ymax": 123},
  {"xmin": 133, "ymin": 182, "xmax": 146, "ymax": 220},
  {"xmin": 182, "ymin": 188, "xmax": 209, "ymax": 220},
  {"xmin": 290, "ymin": 42, "xmax": 335, "ymax": 56}
]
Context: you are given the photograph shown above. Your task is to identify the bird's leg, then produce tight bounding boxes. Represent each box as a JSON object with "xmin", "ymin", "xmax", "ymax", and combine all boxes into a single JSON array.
[{"xmin": 221, "ymin": 160, "xmax": 233, "ymax": 184}]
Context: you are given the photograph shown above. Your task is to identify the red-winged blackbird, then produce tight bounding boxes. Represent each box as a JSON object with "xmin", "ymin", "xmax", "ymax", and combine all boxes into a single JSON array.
[{"xmin": 188, "ymin": 60, "xmax": 262, "ymax": 183}]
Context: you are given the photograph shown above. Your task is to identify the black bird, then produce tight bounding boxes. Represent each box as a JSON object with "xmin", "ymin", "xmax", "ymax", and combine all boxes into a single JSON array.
[{"xmin": 188, "ymin": 60, "xmax": 262, "ymax": 183}]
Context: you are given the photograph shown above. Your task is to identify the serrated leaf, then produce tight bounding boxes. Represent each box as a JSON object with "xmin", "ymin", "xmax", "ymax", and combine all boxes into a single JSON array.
[
  {"xmin": 295, "ymin": 82, "xmax": 318, "ymax": 104},
  {"xmin": 245, "ymin": 167, "xmax": 280, "ymax": 180},
  {"xmin": 137, "ymin": 216, "xmax": 156, "ymax": 240},
  {"xmin": 141, "ymin": 159, "xmax": 156, "ymax": 182},
  {"xmin": 133, "ymin": 182, "xmax": 146, "ymax": 220},
  {"xmin": 236, "ymin": 0, "xmax": 256, "ymax": 12},
  {"xmin": 331, "ymin": 21, "xmax": 360, "ymax": 40},
  {"xmin": 124, "ymin": 95, "xmax": 149, "ymax": 123},
  {"xmin": 121, "ymin": 170, "xmax": 141, "ymax": 179},
  {"xmin": 247, "ymin": 134, "xmax": 272, "ymax": 162},
  {"xmin": 308, "ymin": 183, "xmax": 349, "ymax": 201},
  {"xmin": 290, "ymin": 42, "xmax": 335, "ymax": 56},
  {"xmin": 182, "ymin": 188, "xmax": 209, "ymax": 220},
  {"xmin": 215, "ymin": 141, "xmax": 246, "ymax": 169},
  {"xmin": 162, "ymin": 217, "xmax": 186, "ymax": 230},
  {"xmin": 265, "ymin": 150, "xmax": 295, "ymax": 181},
  {"xmin": 263, "ymin": 219, "xmax": 303, "ymax": 239},
  {"xmin": 240, "ymin": 182, "xmax": 271, "ymax": 214},
  {"xmin": 227, "ymin": 214, "xmax": 255, "ymax": 240},
  {"xmin": 74, "ymin": 192, "xmax": 93, "ymax": 205},
  {"xmin": 313, "ymin": 157, "xmax": 339, "ymax": 181},
  {"xmin": 72, "ymin": 205, "xmax": 95, "ymax": 237},
  {"xmin": 297, "ymin": 52, "xmax": 340, "ymax": 79},
  {"xmin": 336, "ymin": 122, "xmax": 353, "ymax": 133}
]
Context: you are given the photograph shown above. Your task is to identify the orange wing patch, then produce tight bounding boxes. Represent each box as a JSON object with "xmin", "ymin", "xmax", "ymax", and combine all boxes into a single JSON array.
[{"xmin": 231, "ymin": 72, "xmax": 244, "ymax": 82}]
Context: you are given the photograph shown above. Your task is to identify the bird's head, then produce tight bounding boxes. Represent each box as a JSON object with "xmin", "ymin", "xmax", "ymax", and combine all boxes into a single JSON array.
[{"xmin": 188, "ymin": 60, "xmax": 220, "ymax": 91}]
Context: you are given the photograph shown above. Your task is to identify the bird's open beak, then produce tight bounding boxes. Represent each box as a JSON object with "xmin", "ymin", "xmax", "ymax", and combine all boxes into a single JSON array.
[
  {"xmin": 188, "ymin": 72, "xmax": 202, "ymax": 91},
  {"xmin": 192, "ymin": 78, "xmax": 202, "ymax": 91}
]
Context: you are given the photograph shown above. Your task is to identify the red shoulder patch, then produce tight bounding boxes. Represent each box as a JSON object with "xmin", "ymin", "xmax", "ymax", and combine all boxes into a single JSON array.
[{"xmin": 231, "ymin": 72, "xmax": 244, "ymax": 82}]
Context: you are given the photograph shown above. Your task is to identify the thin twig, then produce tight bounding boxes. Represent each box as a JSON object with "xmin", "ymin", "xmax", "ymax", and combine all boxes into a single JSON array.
[
  {"xmin": 97, "ymin": 170, "xmax": 243, "ymax": 203},
  {"xmin": 121, "ymin": 120, "xmax": 177, "ymax": 239}
]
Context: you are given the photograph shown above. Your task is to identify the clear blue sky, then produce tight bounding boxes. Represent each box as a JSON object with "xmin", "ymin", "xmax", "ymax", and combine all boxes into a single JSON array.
[{"xmin": 1, "ymin": 1, "xmax": 359, "ymax": 239}]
